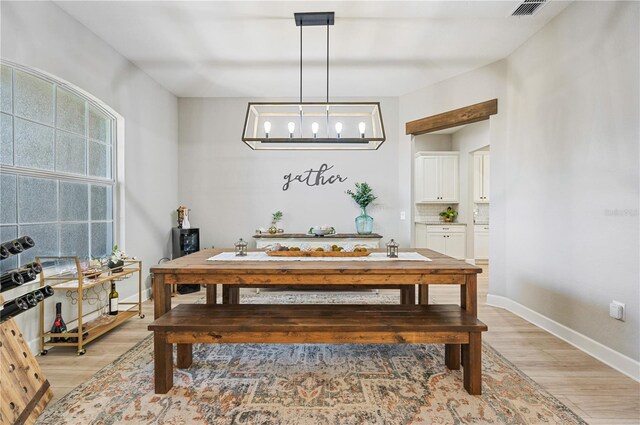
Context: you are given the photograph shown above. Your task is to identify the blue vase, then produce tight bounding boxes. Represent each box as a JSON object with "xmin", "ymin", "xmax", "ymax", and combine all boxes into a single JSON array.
[{"xmin": 355, "ymin": 207, "xmax": 374, "ymax": 234}]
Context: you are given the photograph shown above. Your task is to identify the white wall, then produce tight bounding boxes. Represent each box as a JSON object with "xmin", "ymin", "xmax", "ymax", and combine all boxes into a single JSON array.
[
  {"xmin": 178, "ymin": 97, "xmax": 399, "ymax": 249},
  {"xmin": 452, "ymin": 121, "xmax": 490, "ymax": 259},
  {"xmin": 1, "ymin": 1, "xmax": 178, "ymax": 351},
  {"xmin": 503, "ymin": 1, "xmax": 639, "ymax": 361}
]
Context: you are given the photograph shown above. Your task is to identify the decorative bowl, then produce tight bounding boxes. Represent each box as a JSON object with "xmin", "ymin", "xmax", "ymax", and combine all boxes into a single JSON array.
[{"xmin": 309, "ymin": 226, "xmax": 335, "ymax": 236}]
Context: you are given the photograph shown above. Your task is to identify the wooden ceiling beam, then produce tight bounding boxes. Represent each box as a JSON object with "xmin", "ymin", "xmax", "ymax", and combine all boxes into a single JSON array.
[{"xmin": 405, "ymin": 99, "xmax": 498, "ymax": 136}]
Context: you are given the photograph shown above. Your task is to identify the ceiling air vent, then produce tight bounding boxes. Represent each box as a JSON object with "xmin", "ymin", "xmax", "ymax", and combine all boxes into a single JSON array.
[{"xmin": 511, "ymin": 0, "xmax": 548, "ymax": 16}]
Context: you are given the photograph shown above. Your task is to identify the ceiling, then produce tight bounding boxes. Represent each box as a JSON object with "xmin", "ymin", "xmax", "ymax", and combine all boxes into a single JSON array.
[{"xmin": 55, "ymin": 1, "xmax": 571, "ymax": 98}]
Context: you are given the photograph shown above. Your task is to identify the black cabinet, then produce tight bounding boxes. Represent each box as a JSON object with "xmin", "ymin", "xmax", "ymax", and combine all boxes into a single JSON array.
[{"xmin": 172, "ymin": 228, "xmax": 200, "ymax": 294}]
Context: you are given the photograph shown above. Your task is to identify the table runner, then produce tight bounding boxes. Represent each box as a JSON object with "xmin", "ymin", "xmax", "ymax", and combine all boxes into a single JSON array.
[{"xmin": 207, "ymin": 252, "xmax": 431, "ymax": 262}]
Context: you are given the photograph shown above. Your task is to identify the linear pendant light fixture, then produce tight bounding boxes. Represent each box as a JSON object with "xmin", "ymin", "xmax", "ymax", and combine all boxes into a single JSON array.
[{"xmin": 242, "ymin": 12, "xmax": 386, "ymax": 150}]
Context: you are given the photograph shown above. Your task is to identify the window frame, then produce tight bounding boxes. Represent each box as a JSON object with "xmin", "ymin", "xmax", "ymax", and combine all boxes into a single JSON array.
[{"xmin": 0, "ymin": 59, "xmax": 123, "ymax": 263}]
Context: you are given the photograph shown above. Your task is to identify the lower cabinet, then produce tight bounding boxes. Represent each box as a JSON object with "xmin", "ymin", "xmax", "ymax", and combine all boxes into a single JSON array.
[
  {"xmin": 415, "ymin": 224, "xmax": 466, "ymax": 259},
  {"xmin": 474, "ymin": 225, "xmax": 489, "ymax": 261}
]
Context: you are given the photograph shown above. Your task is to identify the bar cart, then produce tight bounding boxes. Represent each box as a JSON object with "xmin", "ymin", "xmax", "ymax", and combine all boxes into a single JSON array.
[{"xmin": 37, "ymin": 256, "xmax": 144, "ymax": 355}]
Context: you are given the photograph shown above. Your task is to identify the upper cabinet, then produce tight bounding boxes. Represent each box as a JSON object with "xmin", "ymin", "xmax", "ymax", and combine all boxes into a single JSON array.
[
  {"xmin": 414, "ymin": 152, "xmax": 459, "ymax": 203},
  {"xmin": 473, "ymin": 151, "xmax": 490, "ymax": 203}
]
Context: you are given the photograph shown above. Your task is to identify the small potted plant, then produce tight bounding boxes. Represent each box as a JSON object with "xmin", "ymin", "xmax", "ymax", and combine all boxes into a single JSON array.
[
  {"xmin": 439, "ymin": 206, "xmax": 458, "ymax": 223},
  {"xmin": 346, "ymin": 182, "xmax": 377, "ymax": 234},
  {"xmin": 108, "ymin": 245, "xmax": 126, "ymax": 273},
  {"xmin": 269, "ymin": 211, "xmax": 283, "ymax": 234}
]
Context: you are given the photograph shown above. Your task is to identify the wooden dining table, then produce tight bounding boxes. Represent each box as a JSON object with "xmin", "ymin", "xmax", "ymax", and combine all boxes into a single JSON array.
[{"xmin": 150, "ymin": 247, "xmax": 481, "ymax": 319}]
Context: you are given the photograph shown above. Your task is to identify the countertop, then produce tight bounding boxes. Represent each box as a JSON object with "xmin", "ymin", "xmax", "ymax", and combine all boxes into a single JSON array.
[
  {"xmin": 415, "ymin": 221, "xmax": 467, "ymax": 225},
  {"xmin": 253, "ymin": 233, "xmax": 383, "ymax": 239}
]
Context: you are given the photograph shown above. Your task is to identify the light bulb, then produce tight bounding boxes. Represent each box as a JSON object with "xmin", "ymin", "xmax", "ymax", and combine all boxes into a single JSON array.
[
  {"xmin": 358, "ymin": 122, "xmax": 366, "ymax": 138},
  {"xmin": 263, "ymin": 121, "xmax": 271, "ymax": 138},
  {"xmin": 335, "ymin": 122, "xmax": 343, "ymax": 138},
  {"xmin": 312, "ymin": 122, "xmax": 319, "ymax": 138},
  {"xmin": 288, "ymin": 122, "xmax": 295, "ymax": 138}
]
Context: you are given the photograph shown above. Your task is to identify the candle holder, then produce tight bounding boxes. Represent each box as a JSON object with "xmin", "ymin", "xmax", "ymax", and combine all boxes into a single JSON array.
[
  {"xmin": 234, "ymin": 238, "xmax": 248, "ymax": 257},
  {"xmin": 386, "ymin": 239, "xmax": 399, "ymax": 258}
]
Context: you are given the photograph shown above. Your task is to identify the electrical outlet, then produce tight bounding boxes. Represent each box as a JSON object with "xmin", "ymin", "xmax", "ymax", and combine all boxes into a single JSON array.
[
  {"xmin": 609, "ymin": 301, "xmax": 625, "ymax": 321},
  {"xmin": 400, "ymin": 211, "xmax": 406, "ymax": 220}
]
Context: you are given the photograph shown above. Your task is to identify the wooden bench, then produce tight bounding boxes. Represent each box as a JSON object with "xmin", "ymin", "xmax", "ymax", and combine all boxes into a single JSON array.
[{"xmin": 148, "ymin": 304, "xmax": 488, "ymax": 395}]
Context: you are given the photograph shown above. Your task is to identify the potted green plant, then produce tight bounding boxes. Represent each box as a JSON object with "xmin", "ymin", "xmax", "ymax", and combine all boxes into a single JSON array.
[
  {"xmin": 269, "ymin": 211, "xmax": 283, "ymax": 234},
  {"xmin": 107, "ymin": 244, "xmax": 126, "ymax": 273},
  {"xmin": 439, "ymin": 206, "xmax": 458, "ymax": 223},
  {"xmin": 346, "ymin": 182, "xmax": 377, "ymax": 234}
]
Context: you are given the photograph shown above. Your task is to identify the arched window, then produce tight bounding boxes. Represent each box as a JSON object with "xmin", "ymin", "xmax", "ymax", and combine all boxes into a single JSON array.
[{"xmin": 0, "ymin": 61, "xmax": 117, "ymax": 270}]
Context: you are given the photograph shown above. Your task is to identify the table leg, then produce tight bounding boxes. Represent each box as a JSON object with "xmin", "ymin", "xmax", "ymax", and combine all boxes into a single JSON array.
[
  {"xmin": 464, "ymin": 274, "xmax": 478, "ymax": 316},
  {"xmin": 445, "ymin": 344, "xmax": 461, "ymax": 370},
  {"xmin": 154, "ymin": 331, "xmax": 173, "ymax": 394},
  {"xmin": 176, "ymin": 344, "xmax": 193, "ymax": 369},
  {"xmin": 462, "ymin": 332, "xmax": 482, "ymax": 395},
  {"xmin": 206, "ymin": 284, "xmax": 217, "ymax": 305},
  {"xmin": 223, "ymin": 285, "xmax": 240, "ymax": 304},
  {"xmin": 153, "ymin": 274, "xmax": 171, "ymax": 320},
  {"xmin": 418, "ymin": 285, "xmax": 429, "ymax": 304},
  {"xmin": 400, "ymin": 286, "xmax": 416, "ymax": 304}
]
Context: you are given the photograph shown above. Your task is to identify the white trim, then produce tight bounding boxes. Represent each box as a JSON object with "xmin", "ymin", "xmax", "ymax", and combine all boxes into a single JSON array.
[
  {"xmin": 487, "ymin": 294, "xmax": 640, "ymax": 382},
  {"xmin": 465, "ymin": 258, "xmax": 476, "ymax": 265}
]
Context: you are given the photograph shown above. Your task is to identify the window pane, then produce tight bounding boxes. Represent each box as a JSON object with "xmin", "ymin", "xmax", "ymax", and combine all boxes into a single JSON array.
[
  {"xmin": 1, "ymin": 174, "xmax": 17, "ymax": 224},
  {"xmin": 57, "ymin": 87, "xmax": 85, "ymax": 135},
  {"xmin": 18, "ymin": 176, "xmax": 57, "ymax": 223},
  {"xmin": 56, "ymin": 131, "xmax": 86, "ymax": 175},
  {"xmin": 19, "ymin": 223, "xmax": 59, "ymax": 265},
  {"xmin": 88, "ymin": 140, "xmax": 111, "ymax": 178},
  {"xmin": 0, "ymin": 65, "xmax": 12, "ymax": 114},
  {"xmin": 0, "ymin": 113, "xmax": 12, "ymax": 165},
  {"xmin": 14, "ymin": 70, "xmax": 54, "ymax": 125},
  {"xmin": 0, "ymin": 225, "xmax": 18, "ymax": 272},
  {"xmin": 60, "ymin": 182, "xmax": 88, "ymax": 221},
  {"xmin": 88, "ymin": 106, "xmax": 110, "ymax": 144},
  {"xmin": 91, "ymin": 185, "xmax": 112, "ymax": 220},
  {"xmin": 91, "ymin": 222, "xmax": 112, "ymax": 258},
  {"xmin": 60, "ymin": 223, "xmax": 89, "ymax": 257},
  {"xmin": 14, "ymin": 117, "xmax": 55, "ymax": 170}
]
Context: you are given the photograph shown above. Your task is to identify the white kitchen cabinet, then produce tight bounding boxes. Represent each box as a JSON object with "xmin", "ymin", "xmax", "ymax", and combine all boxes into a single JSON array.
[
  {"xmin": 415, "ymin": 224, "xmax": 466, "ymax": 259},
  {"xmin": 473, "ymin": 152, "xmax": 490, "ymax": 203},
  {"xmin": 414, "ymin": 152, "xmax": 459, "ymax": 203},
  {"xmin": 474, "ymin": 224, "xmax": 489, "ymax": 260}
]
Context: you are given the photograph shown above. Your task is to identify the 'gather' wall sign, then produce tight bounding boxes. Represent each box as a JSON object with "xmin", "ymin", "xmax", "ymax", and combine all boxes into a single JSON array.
[{"xmin": 282, "ymin": 163, "xmax": 348, "ymax": 191}]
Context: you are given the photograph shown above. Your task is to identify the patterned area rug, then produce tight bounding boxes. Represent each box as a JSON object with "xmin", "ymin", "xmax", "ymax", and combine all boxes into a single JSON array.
[{"xmin": 37, "ymin": 292, "xmax": 586, "ymax": 425}]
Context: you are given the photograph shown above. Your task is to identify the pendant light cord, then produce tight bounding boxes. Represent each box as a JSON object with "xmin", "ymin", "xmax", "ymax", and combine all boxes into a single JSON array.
[
  {"xmin": 300, "ymin": 23, "xmax": 303, "ymax": 103},
  {"xmin": 326, "ymin": 20, "xmax": 330, "ymax": 103}
]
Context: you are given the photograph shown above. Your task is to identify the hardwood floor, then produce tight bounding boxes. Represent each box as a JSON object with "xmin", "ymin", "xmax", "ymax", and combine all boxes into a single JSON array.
[{"xmin": 37, "ymin": 266, "xmax": 639, "ymax": 424}]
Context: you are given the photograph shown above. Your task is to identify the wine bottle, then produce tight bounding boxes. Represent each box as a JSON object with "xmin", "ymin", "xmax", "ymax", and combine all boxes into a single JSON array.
[
  {"xmin": 23, "ymin": 293, "xmax": 37, "ymax": 308},
  {"xmin": 0, "ymin": 296, "xmax": 29, "ymax": 323},
  {"xmin": 22, "ymin": 261, "xmax": 43, "ymax": 274},
  {"xmin": 16, "ymin": 267, "xmax": 37, "ymax": 284},
  {"xmin": 0, "ymin": 271, "xmax": 25, "ymax": 292},
  {"xmin": 39, "ymin": 285, "xmax": 54, "ymax": 298},
  {"xmin": 31, "ymin": 289, "xmax": 45, "ymax": 303},
  {"xmin": 1, "ymin": 240, "xmax": 23, "ymax": 255},
  {"xmin": 108, "ymin": 281, "xmax": 119, "ymax": 315},
  {"xmin": 16, "ymin": 236, "xmax": 35, "ymax": 250},
  {"xmin": 50, "ymin": 302, "xmax": 68, "ymax": 342},
  {"xmin": 0, "ymin": 244, "xmax": 9, "ymax": 260}
]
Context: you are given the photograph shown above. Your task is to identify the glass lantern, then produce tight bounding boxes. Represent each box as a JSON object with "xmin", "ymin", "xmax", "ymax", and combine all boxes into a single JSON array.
[
  {"xmin": 386, "ymin": 239, "xmax": 399, "ymax": 258},
  {"xmin": 234, "ymin": 238, "xmax": 248, "ymax": 257}
]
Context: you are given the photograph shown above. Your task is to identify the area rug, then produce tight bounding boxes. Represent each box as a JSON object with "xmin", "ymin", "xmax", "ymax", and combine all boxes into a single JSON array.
[{"xmin": 37, "ymin": 292, "xmax": 586, "ymax": 425}]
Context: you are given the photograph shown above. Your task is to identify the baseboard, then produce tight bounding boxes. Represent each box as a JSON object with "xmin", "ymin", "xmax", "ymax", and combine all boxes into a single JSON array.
[
  {"xmin": 30, "ymin": 288, "xmax": 153, "ymax": 356},
  {"xmin": 465, "ymin": 258, "xmax": 476, "ymax": 265},
  {"xmin": 487, "ymin": 294, "xmax": 640, "ymax": 382}
]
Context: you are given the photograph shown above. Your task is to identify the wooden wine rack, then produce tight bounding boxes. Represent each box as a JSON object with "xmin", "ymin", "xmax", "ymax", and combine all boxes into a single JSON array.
[{"xmin": 0, "ymin": 293, "xmax": 52, "ymax": 425}]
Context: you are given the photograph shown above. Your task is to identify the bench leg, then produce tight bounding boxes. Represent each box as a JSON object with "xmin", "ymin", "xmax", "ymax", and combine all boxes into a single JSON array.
[
  {"xmin": 154, "ymin": 331, "xmax": 173, "ymax": 394},
  {"xmin": 462, "ymin": 332, "xmax": 482, "ymax": 395},
  {"xmin": 176, "ymin": 344, "xmax": 193, "ymax": 369},
  {"xmin": 445, "ymin": 344, "xmax": 461, "ymax": 370},
  {"xmin": 400, "ymin": 286, "xmax": 416, "ymax": 305},
  {"xmin": 206, "ymin": 284, "xmax": 217, "ymax": 305}
]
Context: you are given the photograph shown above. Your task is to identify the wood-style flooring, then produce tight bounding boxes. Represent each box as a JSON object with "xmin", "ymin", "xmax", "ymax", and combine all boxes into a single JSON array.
[{"xmin": 37, "ymin": 266, "xmax": 640, "ymax": 424}]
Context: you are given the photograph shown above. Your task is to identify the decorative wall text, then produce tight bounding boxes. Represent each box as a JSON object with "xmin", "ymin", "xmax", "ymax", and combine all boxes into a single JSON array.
[{"xmin": 282, "ymin": 163, "xmax": 348, "ymax": 191}]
